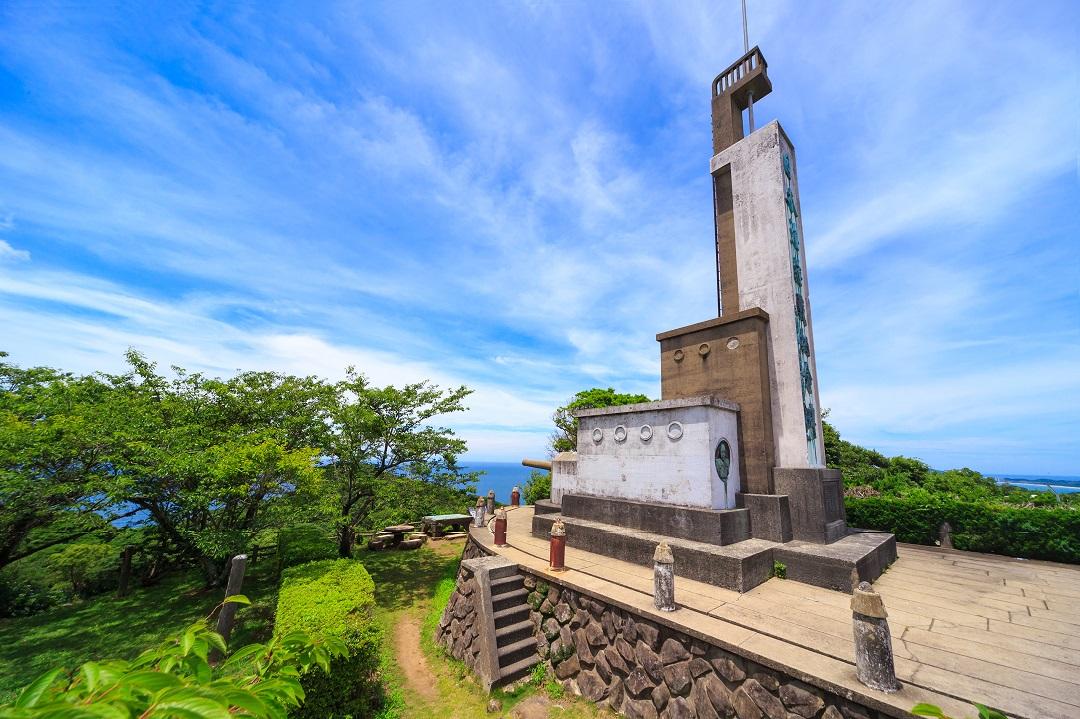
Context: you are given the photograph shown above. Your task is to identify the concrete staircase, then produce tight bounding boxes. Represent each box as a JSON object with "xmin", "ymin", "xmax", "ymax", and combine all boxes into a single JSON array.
[{"xmin": 488, "ymin": 564, "xmax": 540, "ymax": 684}]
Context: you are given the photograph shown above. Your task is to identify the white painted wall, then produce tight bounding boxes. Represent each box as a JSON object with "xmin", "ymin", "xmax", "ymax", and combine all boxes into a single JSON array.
[
  {"xmin": 710, "ymin": 121, "xmax": 826, "ymax": 468},
  {"xmin": 551, "ymin": 397, "xmax": 741, "ymax": 509}
]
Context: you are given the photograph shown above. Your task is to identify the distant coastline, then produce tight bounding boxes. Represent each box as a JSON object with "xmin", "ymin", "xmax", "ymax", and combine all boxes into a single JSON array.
[
  {"xmin": 989, "ymin": 473, "xmax": 1080, "ymax": 495},
  {"xmin": 463, "ymin": 462, "xmax": 1080, "ymax": 500}
]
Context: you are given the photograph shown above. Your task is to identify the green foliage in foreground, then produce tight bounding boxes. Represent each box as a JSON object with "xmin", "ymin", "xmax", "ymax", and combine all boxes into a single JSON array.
[
  {"xmin": 913, "ymin": 701, "xmax": 1008, "ymax": 719},
  {"xmin": 846, "ymin": 496, "xmax": 1080, "ymax": 563},
  {"xmin": 523, "ymin": 470, "xmax": 552, "ymax": 506},
  {"xmin": 0, "ymin": 603, "xmax": 346, "ymax": 719},
  {"xmin": 274, "ymin": 560, "xmax": 382, "ymax": 719},
  {"xmin": 276, "ymin": 527, "xmax": 336, "ymax": 571},
  {"xmin": 549, "ymin": 387, "xmax": 651, "ymax": 454},
  {"xmin": 0, "ymin": 560, "xmax": 282, "ymax": 704}
]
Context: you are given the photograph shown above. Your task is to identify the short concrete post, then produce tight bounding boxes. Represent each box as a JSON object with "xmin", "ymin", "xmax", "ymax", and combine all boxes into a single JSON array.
[
  {"xmin": 486, "ymin": 489, "xmax": 496, "ymax": 515},
  {"xmin": 653, "ymin": 541, "xmax": 676, "ymax": 611},
  {"xmin": 493, "ymin": 508, "xmax": 508, "ymax": 547},
  {"xmin": 215, "ymin": 554, "xmax": 248, "ymax": 645},
  {"xmin": 117, "ymin": 546, "xmax": 133, "ymax": 598},
  {"xmin": 851, "ymin": 581, "xmax": 900, "ymax": 693},
  {"xmin": 511, "ymin": 486, "xmax": 521, "ymax": 507},
  {"xmin": 473, "ymin": 497, "xmax": 486, "ymax": 527},
  {"xmin": 549, "ymin": 518, "xmax": 567, "ymax": 571},
  {"xmin": 938, "ymin": 521, "xmax": 953, "ymax": 549}
]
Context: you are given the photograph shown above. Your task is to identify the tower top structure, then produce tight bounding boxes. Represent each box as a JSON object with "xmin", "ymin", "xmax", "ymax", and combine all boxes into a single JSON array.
[{"xmin": 711, "ymin": 47, "xmax": 772, "ymax": 154}]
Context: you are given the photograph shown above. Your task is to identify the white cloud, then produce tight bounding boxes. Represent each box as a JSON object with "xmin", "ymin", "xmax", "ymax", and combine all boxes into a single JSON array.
[{"xmin": 0, "ymin": 239, "xmax": 29, "ymax": 262}]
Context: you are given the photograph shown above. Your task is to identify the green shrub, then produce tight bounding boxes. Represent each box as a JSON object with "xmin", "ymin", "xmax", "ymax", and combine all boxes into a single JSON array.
[
  {"xmin": 277, "ymin": 525, "xmax": 336, "ymax": 569},
  {"xmin": 846, "ymin": 496, "xmax": 1080, "ymax": 564},
  {"xmin": 1, "ymin": 608, "xmax": 346, "ymax": 719},
  {"xmin": 523, "ymin": 470, "xmax": 551, "ymax": 506},
  {"xmin": 275, "ymin": 559, "xmax": 383, "ymax": 718}
]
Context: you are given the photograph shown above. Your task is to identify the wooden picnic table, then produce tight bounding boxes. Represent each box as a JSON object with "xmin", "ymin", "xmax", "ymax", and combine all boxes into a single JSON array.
[{"xmin": 383, "ymin": 524, "xmax": 415, "ymax": 546}]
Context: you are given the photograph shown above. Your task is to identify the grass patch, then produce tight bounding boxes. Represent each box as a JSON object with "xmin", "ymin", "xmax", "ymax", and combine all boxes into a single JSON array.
[{"xmin": 0, "ymin": 559, "xmax": 281, "ymax": 704}]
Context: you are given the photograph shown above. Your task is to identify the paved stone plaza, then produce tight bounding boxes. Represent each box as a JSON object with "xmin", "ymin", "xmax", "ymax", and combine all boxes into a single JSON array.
[{"xmin": 479, "ymin": 506, "xmax": 1080, "ymax": 719}]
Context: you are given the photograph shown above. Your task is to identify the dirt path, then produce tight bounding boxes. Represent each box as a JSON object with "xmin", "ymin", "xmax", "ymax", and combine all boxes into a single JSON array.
[{"xmin": 393, "ymin": 614, "xmax": 438, "ymax": 704}]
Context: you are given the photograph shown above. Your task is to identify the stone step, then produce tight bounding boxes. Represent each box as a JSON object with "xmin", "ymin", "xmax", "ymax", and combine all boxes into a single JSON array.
[
  {"xmin": 774, "ymin": 529, "xmax": 897, "ymax": 593},
  {"xmin": 492, "ymin": 587, "xmax": 528, "ymax": 613},
  {"xmin": 495, "ymin": 618, "xmax": 534, "ymax": 645},
  {"xmin": 497, "ymin": 636, "xmax": 538, "ymax": 667},
  {"xmin": 534, "ymin": 499, "xmax": 561, "ymax": 516},
  {"xmin": 533, "ymin": 512, "xmax": 776, "ymax": 592},
  {"xmin": 489, "ymin": 574, "xmax": 524, "ymax": 595},
  {"xmin": 498, "ymin": 653, "xmax": 541, "ymax": 684},
  {"xmin": 488, "ymin": 563, "xmax": 520, "ymax": 581},
  {"xmin": 492, "ymin": 604, "xmax": 530, "ymax": 629},
  {"xmin": 561, "ymin": 493, "xmax": 751, "ymax": 546}
]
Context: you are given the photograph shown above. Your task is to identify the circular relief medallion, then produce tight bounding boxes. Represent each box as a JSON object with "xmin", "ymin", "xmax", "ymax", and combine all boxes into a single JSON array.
[
  {"xmin": 613, "ymin": 425, "xmax": 627, "ymax": 443},
  {"xmin": 698, "ymin": 342, "xmax": 711, "ymax": 357},
  {"xmin": 726, "ymin": 337, "xmax": 740, "ymax": 350},
  {"xmin": 639, "ymin": 424, "xmax": 653, "ymax": 442},
  {"xmin": 666, "ymin": 421, "xmax": 683, "ymax": 440},
  {"xmin": 591, "ymin": 427, "xmax": 603, "ymax": 444},
  {"xmin": 714, "ymin": 439, "xmax": 732, "ymax": 480},
  {"xmin": 673, "ymin": 349, "xmax": 685, "ymax": 362}
]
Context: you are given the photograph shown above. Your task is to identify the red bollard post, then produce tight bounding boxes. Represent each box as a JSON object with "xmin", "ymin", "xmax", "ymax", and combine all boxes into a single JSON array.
[
  {"xmin": 511, "ymin": 485, "xmax": 521, "ymax": 507},
  {"xmin": 549, "ymin": 518, "xmax": 567, "ymax": 571},
  {"xmin": 493, "ymin": 508, "xmax": 508, "ymax": 547}
]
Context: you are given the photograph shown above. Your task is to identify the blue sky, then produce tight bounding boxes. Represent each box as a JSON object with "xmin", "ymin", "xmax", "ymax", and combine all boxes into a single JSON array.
[{"xmin": 0, "ymin": 1, "xmax": 1077, "ymax": 474}]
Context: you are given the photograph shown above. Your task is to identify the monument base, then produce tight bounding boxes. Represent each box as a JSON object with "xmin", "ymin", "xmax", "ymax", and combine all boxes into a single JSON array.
[{"xmin": 532, "ymin": 493, "xmax": 895, "ymax": 593}]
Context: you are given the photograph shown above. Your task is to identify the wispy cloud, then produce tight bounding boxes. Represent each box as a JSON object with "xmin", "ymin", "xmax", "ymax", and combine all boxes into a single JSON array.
[{"xmin": 0, "ymin": 1, "xmax": 1076, "ymax": 470}]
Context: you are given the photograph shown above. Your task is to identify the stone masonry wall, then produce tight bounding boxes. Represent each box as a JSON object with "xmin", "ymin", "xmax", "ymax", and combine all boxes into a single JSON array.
[
  {"xmin": 435, "ymin": 561, "xmax": 483, "ymax": 674},
  {"xmin": 522, "ymin": 571, "xmax": 892, "ymax": 719}
]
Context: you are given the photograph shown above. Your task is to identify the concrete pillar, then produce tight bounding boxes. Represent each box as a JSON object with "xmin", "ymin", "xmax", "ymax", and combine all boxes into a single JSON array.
[
  {"xmin": 549, "ymin": 518, "xmax": 566, "ymax": 571},
  {"xmin": 493, "ymin": 508, "xmax": 508, "ymax": 547},
  {"xmin": 215, "ymin": 554, "xmax": 248, "ymax": 645},
  {"xmin": 938, "ymin": 522, "xmax": 953, "ymax": 549},
  {"xmin": 486, "ymin": 490, "xmax": 496, "ymax": 515},
  {"xmin": 473, "ymin": 497, "xmax": 487, "ymax": 527},
  {"xmin": 851, "ymin": 581, "xmax": 900, "ymax": 693},
  {"xmin": 653, "ymin": 541, "xmax": 676, "ymax": 612},
  {"xmin": 117, "ymin": 546, "xmax": 133, "ymax": 598}
]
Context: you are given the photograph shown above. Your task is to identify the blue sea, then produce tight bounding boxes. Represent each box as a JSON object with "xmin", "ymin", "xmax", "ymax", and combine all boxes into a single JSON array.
[
  {"xmin": 463, "ymin": 461, "xmax": 540, "ymax": 505},
  {"xmin": 461, "ymin": 464, "xmax": 1080, "ymax": 502},
  {"xmin": 990, "ymin": 474, "xmax": 1080, "ymax": 495}
]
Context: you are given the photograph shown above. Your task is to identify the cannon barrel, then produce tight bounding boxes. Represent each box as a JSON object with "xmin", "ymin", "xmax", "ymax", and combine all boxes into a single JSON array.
[{"xmin": 521, "ymin": 458, "xmax": 552, "ymax": 471}]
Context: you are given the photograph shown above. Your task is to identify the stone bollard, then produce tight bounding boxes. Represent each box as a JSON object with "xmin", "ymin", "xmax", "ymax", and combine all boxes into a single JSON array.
[
  {"xmin": 549, "ymin": 518, "xmax": 567, "ymax": 571},
  {"xmin": 938, "ymin": 521, "xmax": 953, "ymax": 549},
  {"xmin": 486, "ymin": 489, "xmax": 496, "ymax": 515},
  {"xmin": 851, "ymin": 581, "xmax": 900, "ymax": 693},
  {"xmin": 215, "ymin": 554, "xmax": 248, "ymax": 645},
  {"xmin": 653, "ymin": 541, "xmax": 676, "ymax": 611},
  {"xmin": 511, "ymin": 485, "xmax": 521, "ymax": 507},
  {"xmin": 473, "ymin": 497, "xmax": 487, "ymax": 527},
  {"xmin": 493, "ymin": 508, "xmax": 508, "ymax": 547}
]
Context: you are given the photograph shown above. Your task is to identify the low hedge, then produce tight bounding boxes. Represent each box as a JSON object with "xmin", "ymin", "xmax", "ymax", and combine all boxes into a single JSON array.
[
  {"xmin": 274, "ymin": 560, "xmax": 382, "ymax": 718},
  {"xmin": 277, "ymin": 525, "xmax": 337, "ymax": 570},
  {"xmin": 845, "ymin": 496, "xmax": 1080, "ymax": 564}
]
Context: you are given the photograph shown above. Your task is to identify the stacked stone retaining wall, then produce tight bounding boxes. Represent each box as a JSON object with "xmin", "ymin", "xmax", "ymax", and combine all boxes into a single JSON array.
[
  {"xmin": 435, "ymin": 559, "xmax": 484, "ymax": 673},
  {"xmin": 445, "ymin": 536, "xmax": 904, "ymax": 719}
]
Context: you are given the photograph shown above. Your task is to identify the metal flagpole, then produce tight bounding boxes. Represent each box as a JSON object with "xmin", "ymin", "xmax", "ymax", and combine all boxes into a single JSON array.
[{"xmin": 741, "ymin": 0, "xmax": 755, "ymax": 133}]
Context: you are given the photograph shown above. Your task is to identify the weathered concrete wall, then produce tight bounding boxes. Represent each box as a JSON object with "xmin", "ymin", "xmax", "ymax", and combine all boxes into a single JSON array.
[
  {"xmin": 561, "ymin": 397, "xmax": 741, "ymax": 510},
  {"xmin": 710, "ymin": 120, "xmax": 825, "ymax": 470},
  {"xmin": 454, "ymin": 537, "xmax": 900, "ymax": 719}
]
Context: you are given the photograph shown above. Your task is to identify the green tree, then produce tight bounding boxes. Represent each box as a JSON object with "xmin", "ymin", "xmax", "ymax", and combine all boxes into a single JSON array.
[
  {"xmin": 549, "ymin": 387, "xmax": 651, "ymax": 454},
  {"xmin": 45, "ymin": 542, "xmax": 118, "ymax": 598},
  {"xmin": 102, "ymin": 352, "xmax": 325, "ymax": 586},
  {"xmin": 0, "ymin": 354, "xmax": 136, "ymax": 570},
  {"xmin": 320, "ymin": 370, "xmax": 475, "ymax": 557}
]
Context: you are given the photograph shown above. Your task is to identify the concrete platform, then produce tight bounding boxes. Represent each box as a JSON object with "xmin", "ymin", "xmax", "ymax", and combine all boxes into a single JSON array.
[
  {"xmin": 534, "ymin": 504, "xmax": 895, "ymax": 593},
  {"xmin": 497, "ymin": 505, "xmax": 1080, "ymax": 719}
]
